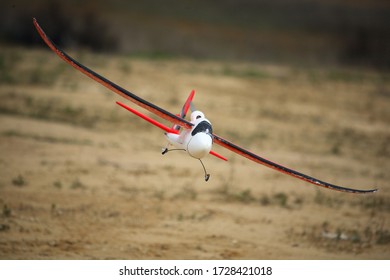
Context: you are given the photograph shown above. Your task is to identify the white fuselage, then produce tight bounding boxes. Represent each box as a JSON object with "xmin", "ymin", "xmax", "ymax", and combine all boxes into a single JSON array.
[{"xmin": 164, "ymin": 111, "xmax": 213, "ymax": 159}]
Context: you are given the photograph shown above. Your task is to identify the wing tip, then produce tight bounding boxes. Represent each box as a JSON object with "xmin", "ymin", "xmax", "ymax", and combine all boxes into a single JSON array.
[
  {"xmin": 367, "ymin": 188, "xmax": 379, "ymax": 193},
  {"xmin": 339, "ymin": 187, "xmax": 378, "ymax": 194},
  {"xmin": 32, "ymin": 17, "xmax": 39, "ymax": 27},
  {"xmin": 357, "ymin": 186, "xmax": 378, "ymax": 194}
]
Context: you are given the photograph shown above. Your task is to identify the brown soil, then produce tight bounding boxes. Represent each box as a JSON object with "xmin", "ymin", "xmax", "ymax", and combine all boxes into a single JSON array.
[{"xmin": 0, "ymin": 48, "xmax": 389, "ymax": 259}]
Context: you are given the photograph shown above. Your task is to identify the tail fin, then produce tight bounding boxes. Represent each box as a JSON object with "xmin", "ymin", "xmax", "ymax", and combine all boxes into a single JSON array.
[{"xmin": 172, "ymin": 90, "xmax": 195, "ymax": 131}]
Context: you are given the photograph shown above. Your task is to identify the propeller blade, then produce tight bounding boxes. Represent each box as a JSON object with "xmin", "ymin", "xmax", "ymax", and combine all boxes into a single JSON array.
[{"xmin": 190, "ymin": 101, "xmax": 197, "ymax": 112}]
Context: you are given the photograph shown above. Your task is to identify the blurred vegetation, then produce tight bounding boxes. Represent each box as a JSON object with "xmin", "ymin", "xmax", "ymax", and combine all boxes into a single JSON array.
[
  {"xmin": 0, "ymin": 0, "xmax": 118, "ymax": 51},
  {"xmin": 1, "ymin": 0, "xmax": 389, "ymax": 68}
]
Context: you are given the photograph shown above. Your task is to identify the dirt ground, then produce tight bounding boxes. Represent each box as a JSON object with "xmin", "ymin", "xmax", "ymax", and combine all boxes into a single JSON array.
[{"xmin": 0, "ymin": 47, "xmax": 389, "ymax": 259}]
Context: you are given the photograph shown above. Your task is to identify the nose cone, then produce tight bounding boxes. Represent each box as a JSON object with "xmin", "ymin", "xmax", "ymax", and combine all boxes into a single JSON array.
[{"xmin": 187, "ymin": 133, "xmax": 212, "ymax": 159}]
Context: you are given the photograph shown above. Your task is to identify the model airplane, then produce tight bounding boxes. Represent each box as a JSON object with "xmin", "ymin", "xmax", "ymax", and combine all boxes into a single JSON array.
[{"xmin": 33, "ymin": 18, "xmax": 377, "ymax": 194}]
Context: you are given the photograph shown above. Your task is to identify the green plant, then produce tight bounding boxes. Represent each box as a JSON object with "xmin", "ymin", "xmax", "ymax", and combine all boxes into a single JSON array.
[
  {"xmin": 273, "ymin": 192, "xmax": 288, "ymax": 208},
  {"xmin": 53, "ymin": 181, "xmax": 62, "ymax": 189},
  {"xmin": 235, "ymin": 189, "xmax": 256, "ymax": 203},
  {"xmin": 70, "ymin": 178, "xmax": 86, "ymax": 190},
  {"xmin": 12, "ymin": 175, "xmax": 26, "ymax": 187},
  {"xmin": 259, "ymin": 194, "xmax": 271, "ymax": 206},
  {"xmin": 3, "ymin": 204, "xmax": 12, "ymax": 217}
]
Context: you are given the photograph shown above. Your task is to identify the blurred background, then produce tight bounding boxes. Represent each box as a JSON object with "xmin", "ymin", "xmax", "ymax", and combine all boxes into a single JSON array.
[
  {"xmin": 1, "ymin": 0, "xmax": 389, "ymax": 69},
  {"xmin": 1, "ymin": 0, "xmax": 389, "ymax": 260}
]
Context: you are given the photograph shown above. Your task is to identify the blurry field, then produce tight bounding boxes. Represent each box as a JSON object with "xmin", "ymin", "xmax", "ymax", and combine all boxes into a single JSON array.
[{"xmin": 0, "ymin": 47, "xmax": 389, "ymax": 259}]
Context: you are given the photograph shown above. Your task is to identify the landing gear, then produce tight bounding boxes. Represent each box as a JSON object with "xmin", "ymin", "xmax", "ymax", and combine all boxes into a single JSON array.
[
  {"xmin": 199, "ymin": 159, "xmax": 210, "ymax": 182},
  {"xmin": 162, "ymin": 146, "xmax": 210, "ymax": 182},
  {"xmin": 161, "ymin": 147, "xmax": 185, "ymax": 155}
]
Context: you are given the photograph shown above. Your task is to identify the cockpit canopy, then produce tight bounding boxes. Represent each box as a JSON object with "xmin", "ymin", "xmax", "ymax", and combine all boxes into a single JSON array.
[
  {"xmin": 191, "ymin": 120, "xmax": 213, "ymax": 136},
  {"xmin": 190, "ymin": 111, "xmax": 205, "ymax": 122}
]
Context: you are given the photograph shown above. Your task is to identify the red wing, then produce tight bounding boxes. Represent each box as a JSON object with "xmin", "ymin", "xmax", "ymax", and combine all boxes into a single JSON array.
[
  {"xmin": 213, "ymin": 134, "xmax": 377, "ymax": 194},
  {"xmin": 33, "ymin": 18, "xmax": 192, "ymax": 129}
]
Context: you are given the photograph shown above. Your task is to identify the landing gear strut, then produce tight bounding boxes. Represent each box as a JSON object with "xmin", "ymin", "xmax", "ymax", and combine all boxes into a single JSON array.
[
  {"xmin": 199, "ymin": 159, "xmax": 210, "ymax": 182},
  {"xmin": 162, "ymin": 147, "xmax": 210, "ymax": 182}
]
